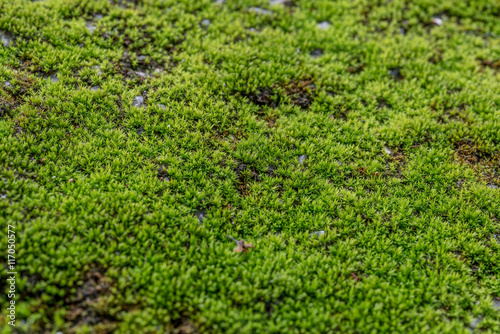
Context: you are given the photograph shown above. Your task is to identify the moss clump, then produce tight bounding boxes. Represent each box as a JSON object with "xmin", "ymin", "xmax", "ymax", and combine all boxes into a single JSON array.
[{"xmin": 1, "ymin": 0, "xmax": 500, "ymax": 333}]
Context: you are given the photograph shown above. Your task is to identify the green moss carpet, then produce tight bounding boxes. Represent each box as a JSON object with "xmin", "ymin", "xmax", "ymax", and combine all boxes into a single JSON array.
[{"xmin": 1, "ymin": 0, "xmax": 500, "ymax": 333}]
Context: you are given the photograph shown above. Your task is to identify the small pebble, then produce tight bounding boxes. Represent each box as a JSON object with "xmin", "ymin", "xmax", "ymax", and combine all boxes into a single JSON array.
[
  {"xmin": 50, "ymin": 74, "xmax": 58, "ymax": 83},
  {"xmin": 158, "ymin": 104, "xmax": 166, "ymax": 110},
  {"xmin": 69, "ymin": 178, "xmax": 74, "ymax": 182},
  {"xmin": 214, "ymin": 0, "xmax": 224, "ymax": 3},
  {"xmin": 95, "ymin": 14, "xmax": 103, "ymax": 20},
  {"xmin": 201, "ymin": 19, "xmax": 211, "ymax": 28},
  {"xmin": 4, "ymin": 81, "xmax": 12, "ymax": 88},
  {"xmin": 311, "ymin": 230, "xmax": 325, "ymax": 237},
  {"xmin": 132, "ymin": 96, "xmax": 145, "ymax": 108},
  {"xmin": 399, "ymin": 27, "xmax": 406, "ymax": 35},
  {"xmin": 487, "ymin": 184, "xmax": 498, "ymax": 190},
  {"xmin": 91, "ymin": 86, "xmax": 99, "ymax": 91},
  {"xmin": 317, "ymin": 21, "xmax": 330, "ymax": 30},
  {"xmin": 384, "ymin": 147, "xmax": 392, "ymax": 155},
  {"xmin": 135, "ymin": 71, "xmax": 147, "ymax": 78},
  {"xmin": 298, "ymin": 155, "xmax": 308, "ymax": 164},
  {"xmin": 137, "ymin": 55, "xmax": 147, "ymax": 62},
  {"xmin": 432, "ymin": 17, "xmax": 443, "ymax": 26},
  {"xmin": 1, "ymin": 194, "xmax": 6, "ymax": 199},
  {"xmin": 137, "ymin": 126, "xmax": 145, "ymax": 135}
]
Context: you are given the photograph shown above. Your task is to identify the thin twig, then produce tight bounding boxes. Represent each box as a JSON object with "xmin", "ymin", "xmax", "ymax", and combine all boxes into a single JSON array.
[{"xmin": 225, "ymin": 234, "xmax": 239, "ymax": 244}]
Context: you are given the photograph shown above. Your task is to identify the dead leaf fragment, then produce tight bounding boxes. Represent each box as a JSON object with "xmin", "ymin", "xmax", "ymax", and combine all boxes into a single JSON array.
[
  {"xmin": 234, "ymin": 240, "xmax": 254, "ymax": 253},
  {"xmin": 226, "ymin": 234, "xmax": 254, "ymax": 253}
]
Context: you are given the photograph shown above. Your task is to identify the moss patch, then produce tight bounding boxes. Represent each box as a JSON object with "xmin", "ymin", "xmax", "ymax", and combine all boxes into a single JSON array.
[{"xmin": 1, "ymin": 0, "xmax": 500, "ymax": 333}]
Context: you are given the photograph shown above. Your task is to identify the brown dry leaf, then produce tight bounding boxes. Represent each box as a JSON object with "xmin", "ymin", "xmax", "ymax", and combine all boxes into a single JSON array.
[
  {"xmin": 234, "ymin": 240, "xmax": 254, "ymax": 253},
  {"xmin": 226, "ymin": 234, "xmax": 254, "ymax": 253}
]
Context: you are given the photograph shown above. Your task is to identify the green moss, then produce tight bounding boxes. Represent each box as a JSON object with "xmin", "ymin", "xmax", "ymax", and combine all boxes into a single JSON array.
[{"xmin": 0, "ymin": 0, "xmax": 500, "ymax": 333}]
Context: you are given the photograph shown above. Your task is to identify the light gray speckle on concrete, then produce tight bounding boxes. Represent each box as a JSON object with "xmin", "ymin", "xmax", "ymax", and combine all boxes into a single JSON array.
[
  {"xmin": 91, "ymin": 66, "xmax": 102, "ymax": 75},
  {"xmin": 0, "ymin": 31, "xmax": 14, "ymax": 48},
  {"xmin": 469, "ymin": 316, "xmax": 482, "ymax": 331},
  {"xmin": 132, "ymin": 96, "xmax": 145, "ymax": 108},
  {"xmin": 195, "ymin": 211, "xmax": 205, "ymax": 224},
  {"xmin": 493, "ymin": 300, "xmax": 500, "ymax": 309},
  {"xmin": 201, "ymin": 19, "xmax": 211, "ymax": 28},
  {"xmin": 270, "ymin": 0, "xmax": 294, "ymax": 5},
  {"xmin": 249, "ymin": 7, "xmax": 273, "ymax": 15},
  {"xmin": 317, "ymin": 21, "xmax": 330, "ymax": 30},
  {"xmin": 86, "ymin": 22, "xmax": 96, "ymax": 34}
]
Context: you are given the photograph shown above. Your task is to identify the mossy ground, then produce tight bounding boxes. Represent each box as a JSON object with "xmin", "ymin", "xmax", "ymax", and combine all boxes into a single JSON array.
[{"xmin": 1, "ymin": 0, "xmax": 500, "ymax": 333}]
